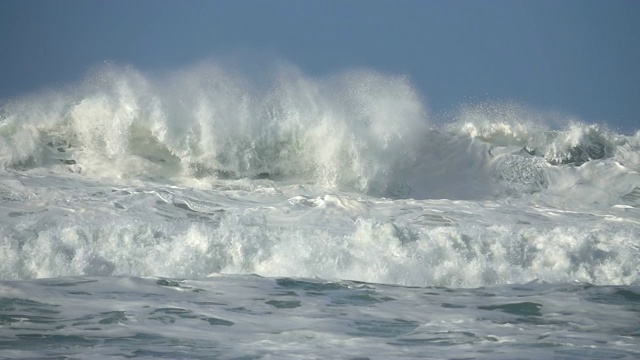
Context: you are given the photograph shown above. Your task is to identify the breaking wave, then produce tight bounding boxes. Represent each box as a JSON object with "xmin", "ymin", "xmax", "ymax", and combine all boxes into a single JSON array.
[{"xmin": 1, "ymin": 61, "xmax": 639, "ymax": 202}]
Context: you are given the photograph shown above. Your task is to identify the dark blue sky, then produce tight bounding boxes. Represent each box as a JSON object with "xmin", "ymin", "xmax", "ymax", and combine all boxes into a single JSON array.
[{"xmin": 1, "ymin": 0, "xmax": 638, "ymax": 131}]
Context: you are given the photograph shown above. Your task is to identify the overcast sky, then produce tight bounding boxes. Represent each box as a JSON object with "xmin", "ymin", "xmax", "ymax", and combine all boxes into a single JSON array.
[{"xmin": 1, "ymin": 0, "xmax": 638, "ymax": 132}]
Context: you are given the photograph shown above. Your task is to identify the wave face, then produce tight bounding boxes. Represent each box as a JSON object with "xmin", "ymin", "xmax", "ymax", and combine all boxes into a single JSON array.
[{"xmin": 1, "ymin": 61, "xmax": 640, "ymax": 287}]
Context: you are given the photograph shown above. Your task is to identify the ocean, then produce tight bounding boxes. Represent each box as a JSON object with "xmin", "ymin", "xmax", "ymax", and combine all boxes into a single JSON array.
[{"xmin": 0, "ymin": 63, "xmax": 639, "ymax": 359}]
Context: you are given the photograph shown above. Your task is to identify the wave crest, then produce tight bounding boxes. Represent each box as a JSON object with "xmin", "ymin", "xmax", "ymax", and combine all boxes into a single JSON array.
[
  {"xmin": 0, "ymin": 62, "xmax": 429, "ymax": 194},
  {"xmin": 453, "ymin": 102, "xmax": 617, "ymax": 165},
  {"xmin": 2, "ymin": 62, "xmax": 639, "ymax": 203}
]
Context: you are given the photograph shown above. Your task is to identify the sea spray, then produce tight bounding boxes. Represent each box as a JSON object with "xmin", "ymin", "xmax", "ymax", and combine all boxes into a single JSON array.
[
  {"xmin": 1, "ymin": 62, "xmax": 429, "ymax": 195},
  {"xmin": 2, "ymin": 60, "xmax": 640, "ymax": 359}
]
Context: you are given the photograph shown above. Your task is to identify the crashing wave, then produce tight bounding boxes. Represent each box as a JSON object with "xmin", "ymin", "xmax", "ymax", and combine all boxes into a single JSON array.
[{"xmin": 1, "ymin": 62, "xmax": 639, "ymax": 203}]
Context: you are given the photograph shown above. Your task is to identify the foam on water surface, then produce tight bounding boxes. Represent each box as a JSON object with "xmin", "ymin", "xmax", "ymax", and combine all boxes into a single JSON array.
[
  {"xmin": 0, "ymin": 169, "xmax": 638, "ymax": 287},
  {"xmin": 1, "ymin": 61, "xmax": 640, "ymax": 358}
]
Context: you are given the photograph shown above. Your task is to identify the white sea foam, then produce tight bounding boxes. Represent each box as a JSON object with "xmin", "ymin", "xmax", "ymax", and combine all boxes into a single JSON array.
[
  {"xmin": 1, "ymin": 61, "xmax": 639, "ymax": 289},
  {"xmin": 0, "ymin": 174, "xmax": 638, "ymax": 286}
]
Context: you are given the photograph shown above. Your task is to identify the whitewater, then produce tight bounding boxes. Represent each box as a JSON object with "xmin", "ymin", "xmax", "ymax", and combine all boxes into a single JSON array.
[{"xmin": 0, "ymin": 62, "xmax": 639, "ymax": 359}]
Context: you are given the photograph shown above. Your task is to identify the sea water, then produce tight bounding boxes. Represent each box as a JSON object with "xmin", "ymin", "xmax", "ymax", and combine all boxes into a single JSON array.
[{"xmin": 0, "ymin": 62, "xmax": 638, "ymax": 359}]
